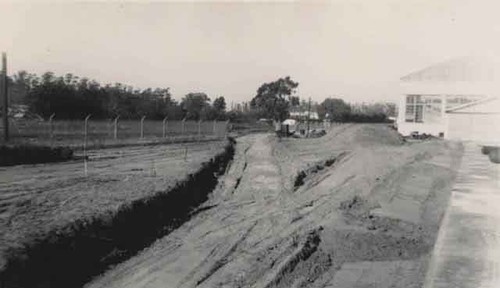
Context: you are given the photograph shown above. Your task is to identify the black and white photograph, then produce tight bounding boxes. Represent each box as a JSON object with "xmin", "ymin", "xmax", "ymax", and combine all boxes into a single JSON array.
[{"xmin": 0, "ymin": 1, "xmax": 499, "ymax": 287}]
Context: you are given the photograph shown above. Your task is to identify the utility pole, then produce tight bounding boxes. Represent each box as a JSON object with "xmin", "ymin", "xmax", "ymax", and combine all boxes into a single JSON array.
[
  {"xmin": 306, "ymin": 97, "xmax": 311, "ymax": 138},
  {"xmin": 1, "ymin": 52, "xmax": 8, "ymax": 142}
]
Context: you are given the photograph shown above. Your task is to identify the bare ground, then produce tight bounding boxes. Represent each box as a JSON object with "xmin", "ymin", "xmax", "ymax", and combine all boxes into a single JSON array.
[
  {"xmin": 0, "ymin": 140, "xmax": 228, "ymax": 271},
  {"xmin": 86, "ymin": 124, "xmax": 463, "ymax": 288}
]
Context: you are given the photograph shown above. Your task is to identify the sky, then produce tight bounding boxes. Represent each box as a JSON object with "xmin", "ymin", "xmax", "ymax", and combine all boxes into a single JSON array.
[{"xmin": 1, "ymin": 0, "xmax": 500, "ymax": 104}]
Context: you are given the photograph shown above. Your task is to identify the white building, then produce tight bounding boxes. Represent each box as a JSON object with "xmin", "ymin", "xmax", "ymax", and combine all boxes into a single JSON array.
[
  {"xmin": 397, "ymin": 56, "xmax": 500, "ymax": 145},
  {"xmin": 289, "ymin": 111, "xmax": 320, "ymax": 121}
]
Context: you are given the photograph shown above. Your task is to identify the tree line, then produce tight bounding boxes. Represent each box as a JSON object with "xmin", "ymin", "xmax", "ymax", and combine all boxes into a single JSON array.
[
  {"xmin": 316, "ymin": 98, "xmax": 395, "ymax": 123},
  {"xmin": 247, "ymin": 76, "xmax": 395, "ymax": 123},
  {"xmin": 8, "ymin": 71, "xmax": 227, "ymax": 120},
  {"xmin": 8, "ymin": 71, "xmax": 395, "ymax": 123}
]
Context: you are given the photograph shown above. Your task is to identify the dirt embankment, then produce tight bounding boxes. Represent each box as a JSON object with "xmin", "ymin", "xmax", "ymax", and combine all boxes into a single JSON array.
[
  {"xmin": 0, "ymin": 139, "xmax": 235, "ymax": 288},
  {"xmin": 0, "ymin": 145, "xmax": 74, "ymax": 166},
  {"xmin": 86, "ymin": 124, "xmax": 463, "ymax": 288}
]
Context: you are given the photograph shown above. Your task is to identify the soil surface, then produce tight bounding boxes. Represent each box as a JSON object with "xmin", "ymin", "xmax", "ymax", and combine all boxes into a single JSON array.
[
  {"xmin": 86, "ymin": 124, "xmax": 463, "ymax": 288},
  {"xmin": 0, "ymin": 140, "xmax": 227, "ymax": 270}
]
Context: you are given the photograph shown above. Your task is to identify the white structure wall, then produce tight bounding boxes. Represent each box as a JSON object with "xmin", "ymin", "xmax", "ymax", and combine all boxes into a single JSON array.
[
  {"xmin": 447, "ymin": 113, "xmax": 500, "ymax": 144},
  {"xmin": 397, "ymin": 57, "xmax": 500, "ymax": 143}
]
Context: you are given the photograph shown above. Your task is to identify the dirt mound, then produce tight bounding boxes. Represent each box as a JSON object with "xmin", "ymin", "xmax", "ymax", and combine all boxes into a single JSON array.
[
  {"xmin": 85, "ymin": 127, "xmax": 462, "ymax": 288},
  {"xmin": 351, "ymin": 124, "xmax": 404, "ymax": 146}
]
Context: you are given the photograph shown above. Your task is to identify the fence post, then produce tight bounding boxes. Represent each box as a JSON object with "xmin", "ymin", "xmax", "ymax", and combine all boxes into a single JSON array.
[
  {"xmin": 1, "ymin": 52, "xmax": 8, "ymax": 142},
  {"xmin": 49, "ymin": 113, "xmax": 55, "ymax": 145},
  {"xmin": 306, "ymin": 97, "xmax": 311, "ymax": 138},
  {"xmin": 84, "ymin": 114, "xmax": 91, "ymax": 177},
  {"xmin": 225, "ymin": 119, "xmax": 230, "ymax": 138},
  {"xmin": 140, "ymin": 115, "xmax": 146, "ymax": 139},
  {"xmin": 113, "ymin": 115, "xmax": 120, "ymax": 140},
  {"xmin": 198, "ymin": 119, "xmax": 202, "ymax": 140},
  {"xmin": 162, "ymin": 116, "xmax": 168, "ymax": 138},
  {"xmin": 213, "ymin": 119, "xmax": 217, "ymax": 135},
  {"xmin": 181, "ymin": 117, "xmax": 186, "ymax": 135}
]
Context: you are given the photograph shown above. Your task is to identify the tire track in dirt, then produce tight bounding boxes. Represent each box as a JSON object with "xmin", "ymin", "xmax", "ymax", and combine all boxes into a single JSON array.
[
  {"xmin": 86, "ymin": 134, "xmax": 286, "ymax": 288},
  {"xmin": 195, "ymin": 221, "xmax": 258, "ymax": 286},
  {"xmin": 85, "ymin": 125, "xmax": 463, "ymax": 288},
  {"xmin": 259, "ymin": 228, "xmax": 323, "ymax": 288}
]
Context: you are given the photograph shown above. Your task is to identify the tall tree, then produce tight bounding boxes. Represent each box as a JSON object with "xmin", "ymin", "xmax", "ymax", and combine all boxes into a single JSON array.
[
  {"xmin": 9, "ymin": 70, "xmax": 32, "ymax": 104},
  {"xmin": 213, "ymin": 96, "xmax": 226, "ymax": 112},
  {"xmin": 250, "ymin": 76, "xmax": 299, "ymax": 121},
  {"xmin": 25, "ymin": 71, "xmax": 178, "ymax": 120},
  {"xmin": 210, "ymin": 96, "xmax": 227, "ymax": 120},
  {"xmin": 320, "ymin": 98, "xmax": 351, "ymax": 122},
  {"xmin": 181, "ymin": 92, "xmax": 211, "ymax": 120}
]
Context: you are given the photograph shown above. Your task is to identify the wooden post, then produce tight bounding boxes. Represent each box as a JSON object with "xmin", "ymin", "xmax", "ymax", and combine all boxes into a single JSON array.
[
  {"xmin": 150, "ymin": 159, "xmax": 156, "ymax": 177},
  {"xmin": 84, "ymin": 114, "xmax": 91, "ymax": 177},
  {"xmin": 162, "ymin": 116, "xmax": 168, "ymax": 138},
  {"xmin": 198, "ymin": 119, "xmax": 202, "ymax": 139},
  {"xmin": 1, "ymin": 52, "xmax": 8, "ymax": 142},
  {"xmin": 181, "ymin": 117, "xmax": 186, "ymax": 134},
  {"xmin": 84, "ymin": 114, "xmax": 91, "ymax": 150},
  {"xmin": 140, "ymin": 115, "xmax": 146, "ymax": 139},
  {"xmin": 306, "ymin": 97, "xmax": 311, "ymax": 138},
  {"xmin": 113, "ymin": 115, "xmax": 120, "ymax": 140},
  {"xmin": 225, "ymin": 119, "xmax": 230, "ymax": 138},
  {"xmin": 213, "ymin": 119, "xmax": 217, "ymax": 135},
  {"xmin": 49, "ymin": 113, "xmax": 55, "ymax": 146}
]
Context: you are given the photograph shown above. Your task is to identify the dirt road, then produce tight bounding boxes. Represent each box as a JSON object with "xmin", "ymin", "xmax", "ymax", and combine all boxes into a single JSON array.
[{"xmin": 87, "ymin": 124, "xmax": 463, "ymax": 288}]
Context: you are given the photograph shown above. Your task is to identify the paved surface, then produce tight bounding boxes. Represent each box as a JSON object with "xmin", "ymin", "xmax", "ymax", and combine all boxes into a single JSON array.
[{"xmin": 424, "ymin": 143, "xmax": 500, "ymax": 288}]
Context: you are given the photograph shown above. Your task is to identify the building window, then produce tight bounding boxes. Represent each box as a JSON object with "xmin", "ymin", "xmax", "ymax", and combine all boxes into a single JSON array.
[
  {"xmin": 405, "ymin": 95, "xmax": 423, "ymax": 123},
  {"xmin": 405, "ymin": 95, "xmax": 442, "ymax": 123},
  {"xmin": 423, "ymin": 96, "xmax": 442, "ymax": 123}
]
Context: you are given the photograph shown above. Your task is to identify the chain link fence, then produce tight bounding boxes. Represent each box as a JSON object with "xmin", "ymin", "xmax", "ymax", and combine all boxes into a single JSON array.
[{"xmin": 5, "ymin": 118, "xmax": 230, "ymax": 149}]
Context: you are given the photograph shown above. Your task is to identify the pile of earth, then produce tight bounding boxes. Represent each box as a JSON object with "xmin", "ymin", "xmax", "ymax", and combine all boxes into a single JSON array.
[{"xmin": 85, "ymin": 124, "xmax": 463, "ymax": 288}]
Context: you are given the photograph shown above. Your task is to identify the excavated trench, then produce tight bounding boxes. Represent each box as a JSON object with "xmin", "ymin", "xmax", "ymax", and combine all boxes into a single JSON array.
[
  {"xmin": 0, "ymin": 138, "xmax": 235, "ymax": 288},
  {"xmin": 293, "ymin": 152, "xmax": 348, "ymax": 190}
]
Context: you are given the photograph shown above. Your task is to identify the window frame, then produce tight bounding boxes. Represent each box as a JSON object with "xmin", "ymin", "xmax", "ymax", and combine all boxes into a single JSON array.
[{"xmin": 405, "ymin": 95, "xmax": 424, "ymax": 123}]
